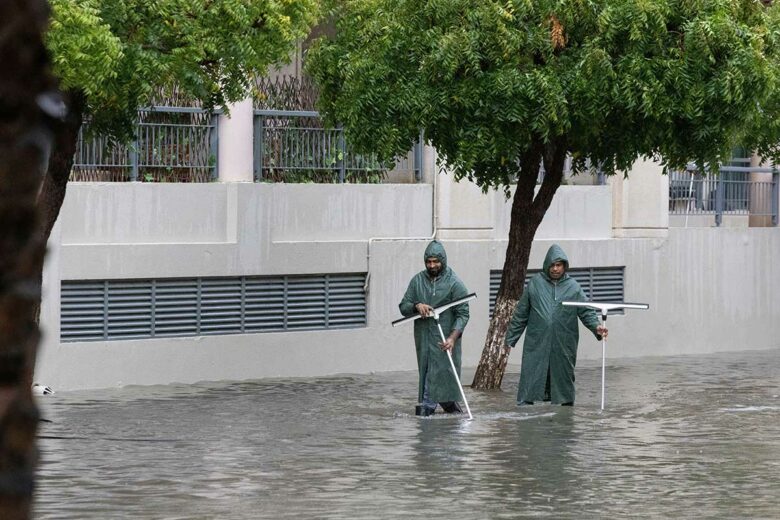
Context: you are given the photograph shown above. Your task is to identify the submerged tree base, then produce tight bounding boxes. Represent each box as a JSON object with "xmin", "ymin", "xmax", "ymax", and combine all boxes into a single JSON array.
[{"xmin": 472, "ymin": 297, "xmax": 517, "ymax": 390}]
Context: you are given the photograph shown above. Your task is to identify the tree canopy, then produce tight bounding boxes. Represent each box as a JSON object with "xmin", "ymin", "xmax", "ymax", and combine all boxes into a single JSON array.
[
  {"xmin": 308, "ymin": 0, "xmax": 780, "ymax": 188},
  {"xmin": 46, "ymin": 0, "xmax": 320, "ymax": 138}
]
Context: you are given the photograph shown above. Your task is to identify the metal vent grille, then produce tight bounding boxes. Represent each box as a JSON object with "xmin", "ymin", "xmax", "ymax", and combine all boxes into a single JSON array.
[
  {"xmin": 244, "ymin": 277, "xmax": 285, "ymax": 332},
  {"xmin": 60, "ymin": 281, "xmax": 106, "ymax": 342},
  {"xmin": 200, "ymin": 278, "xmax": 243, "ymax": 336},
  {"xmin": 107, "ymin": 280, "xmax": 153, "ymax": 339},
  {"xmin": 328, "ymin": 275, "xmax": 368, "ymax": 327},
  {"xmin": 489, "ymin": 267, "xmax": 625, "ymax": 317},
  {"xmin": 155, "ymin": 279, "xmax": 198, "ymax": 337},
  {"xmin": 61, "ymin": 274, "xmax": 367, "ymax": 342}
]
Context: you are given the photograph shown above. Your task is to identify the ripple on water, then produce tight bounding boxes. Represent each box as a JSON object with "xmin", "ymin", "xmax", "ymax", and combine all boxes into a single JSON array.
[{"xmin": 34, "ymin": 348, "xmax": 780, "ymax": 519}]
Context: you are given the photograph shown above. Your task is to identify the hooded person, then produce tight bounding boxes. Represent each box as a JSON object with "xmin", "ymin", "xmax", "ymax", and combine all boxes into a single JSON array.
[
  {"xmin": 505, "ymin": 244, "xmax": 607, "ymax": 406},
  {"xmin": 399, "ymin": 240, "xmax": 470, "ymax": 416}
]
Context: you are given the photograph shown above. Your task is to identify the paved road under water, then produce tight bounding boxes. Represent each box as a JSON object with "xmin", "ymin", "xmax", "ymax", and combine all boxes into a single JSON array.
[{"xmin": 35, "ymin": 349, "xmax": 780, "ymax": 519}]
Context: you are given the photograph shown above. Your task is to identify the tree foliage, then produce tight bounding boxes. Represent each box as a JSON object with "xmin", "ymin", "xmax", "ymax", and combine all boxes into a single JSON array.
[
  {"xmin": 46, "ymin": 0, "xmax": 320, "ymax": 139},
  {"xmin": 308, "ymin": 0, "xmax": 780, "ymax": 187}
]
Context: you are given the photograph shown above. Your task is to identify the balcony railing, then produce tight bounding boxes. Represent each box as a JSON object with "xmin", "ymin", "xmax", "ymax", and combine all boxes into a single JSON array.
[
  {"xmin": 254, "ymin": 75, "xmax": 319, "ymax": 111},
  {"xmin": 253, "ymin": 110, "xmax": 422, "ymax": 183},
  {"xmin": 71, "ymin": 107, "xmax": 219, "ymax": 182},
  {"xmin": 669, "ymin": 165, "xmax": 779, "ymax": 226}
]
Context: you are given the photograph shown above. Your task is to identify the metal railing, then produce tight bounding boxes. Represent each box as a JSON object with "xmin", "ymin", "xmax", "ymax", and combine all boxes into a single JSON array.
[
  {"xmin": 71, "ymin": 107, "xmax": 219, "ymax": 182},
  {"xmin": 669, "ymin": 165, "xmax": 778, "ymax": 226},
  {"xmin": 254, "ymin": 75, "xmax": 319, "ymax": 111},
  {"xmin": 253, "ymin": 110, "xmax": 422, "ymax": 183}
]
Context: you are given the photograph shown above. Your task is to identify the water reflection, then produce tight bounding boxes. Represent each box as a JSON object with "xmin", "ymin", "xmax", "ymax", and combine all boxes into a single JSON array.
[{"xmin": 34, "ymin": 349, "xmax": 780, "ymax": 519}]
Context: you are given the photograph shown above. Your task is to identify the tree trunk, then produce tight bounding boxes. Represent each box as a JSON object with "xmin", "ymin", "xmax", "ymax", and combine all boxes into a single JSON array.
[
  {"xmin": 471, "ymin": 139, "xmax": 567, "ymax": 390},
  {"xmin": 37, "ymin": 90, "xmax": 84, "ymax": 244},
  {"xmin": 29, "ymin": 90, "xmax": 84, "ymax": 325},
  {"xmin": 0, "ymin": 1, "xmax": 60, "ymax": 517}
]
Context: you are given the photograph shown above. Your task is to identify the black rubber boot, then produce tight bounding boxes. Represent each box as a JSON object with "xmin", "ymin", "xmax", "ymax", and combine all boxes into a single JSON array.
[{"xmin": 440, "ymin": 401, "xmax": 463, "ymax": 414}]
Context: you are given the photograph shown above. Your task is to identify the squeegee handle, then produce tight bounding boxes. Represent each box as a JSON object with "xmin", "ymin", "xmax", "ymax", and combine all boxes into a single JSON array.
[
  {"xmin": 434, "ymin": 319, "xmax": 473, "ymax": 420},
  {"xmin": 391, "ymin": 293, "xmax": 477, "ymax": 327},
  {"xmin": 601, "ymin": 312, "xmax": 607, "ymax": 411}
]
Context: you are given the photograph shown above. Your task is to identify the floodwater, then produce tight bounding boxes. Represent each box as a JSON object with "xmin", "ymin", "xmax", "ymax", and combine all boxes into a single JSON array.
[{"xmin": 35, "ymin": 349, "xmax": 780, "ymax": 519}]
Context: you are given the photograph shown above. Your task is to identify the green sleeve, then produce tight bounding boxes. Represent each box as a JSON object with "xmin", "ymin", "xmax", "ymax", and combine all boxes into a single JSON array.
[
  {"xmin": 451, "ymin": 279, "xmax": 470, "ymax": 332},
  {"xmin": 505, "ymin": 288, "xmax": 530, "ymax": 347},
  {"xmin": 399, "ymin": 276, "xmax": 419, "ymax": 317},
  {"xmin": 575, "ymin": 286, "xmax": 602, "ymax": 339}
]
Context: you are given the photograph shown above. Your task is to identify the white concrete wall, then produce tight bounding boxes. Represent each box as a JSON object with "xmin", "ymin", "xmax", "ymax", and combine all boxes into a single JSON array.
[
  {"xmin": 611, "ymin": 158, "xmax": 669, "ymax": 238},
  {"xmin": 217, "ymin": 98, "xmax": 255, "ymax": 182},
  {"xmin": 36, "ymin": 180, "xmax": 780, "ymax": 390},
  {"xmin": 435, "ymin": 177, "xmax": 613, "ymax": 241},
  {"xmin": 434, "ymin": 169, "xmax": 613, "ymax": 241},
  {"xmin": 56, "ymin": 183, "xmax": 433, "ymax": 279}
]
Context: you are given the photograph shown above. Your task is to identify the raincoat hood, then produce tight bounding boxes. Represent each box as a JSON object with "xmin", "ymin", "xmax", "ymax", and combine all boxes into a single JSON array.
[
  {"xmin": 424, "ymin": 240, "xmax": 448, "ymax": 271},
  {"xmin": 542, "ymin": 244, "xmax": 569, "ymax": 281}
]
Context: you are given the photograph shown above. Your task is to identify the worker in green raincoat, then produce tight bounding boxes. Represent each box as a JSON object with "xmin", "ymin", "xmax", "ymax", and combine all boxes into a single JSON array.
[
  {"xmin": 505, "ymin": 244, "xmax": 608, "ymax": 406},
  {"xmin": 399, "ymin": 240, "xmax": 470, "ymax": 416}
]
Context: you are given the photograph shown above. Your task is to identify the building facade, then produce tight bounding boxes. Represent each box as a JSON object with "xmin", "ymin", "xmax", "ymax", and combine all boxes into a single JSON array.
[{"xmin": 36, "ymin": 102, "xmax": 780, "ymax": 390}]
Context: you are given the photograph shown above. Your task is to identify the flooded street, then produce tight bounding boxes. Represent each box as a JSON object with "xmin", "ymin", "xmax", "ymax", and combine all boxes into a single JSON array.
[{"xmin": 35, "ymin": 349, "xmax": 780, "ymax": 519}]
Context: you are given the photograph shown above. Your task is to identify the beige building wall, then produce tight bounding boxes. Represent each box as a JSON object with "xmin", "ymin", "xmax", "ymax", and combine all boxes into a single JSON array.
[
  {"xmin": 749, "ymin": 154, "xmax": 775, "ymax": 227},
  {"xmin": 36, "ymin": 173, "xmax": 780, "ymax": 390},
  {"xmin": 611, "ymin": 158, "xmax": 669, "ymax": 238}
]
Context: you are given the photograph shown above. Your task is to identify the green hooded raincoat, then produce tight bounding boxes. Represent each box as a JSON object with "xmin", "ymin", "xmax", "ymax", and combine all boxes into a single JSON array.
[
  {"xmin": 505, "ymin": 244, "xmax": 601, "ymax": 404},
  {"xmin": 399, "ymin": 241, "xmax": 470, "ymax": 403}
]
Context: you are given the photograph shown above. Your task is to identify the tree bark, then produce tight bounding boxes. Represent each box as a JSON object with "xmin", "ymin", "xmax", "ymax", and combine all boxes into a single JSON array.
[
  {"xmin": 471, "ymin": 138, "xmax": 567, "ymax": 390},
  {"xmin": 37, "ymin": 89, "xmax": 84, "ymax": 244},
  {"xmin": 29, "ymin": 90, "xmax": 84, "ymax": 324},
  {"xmin": 0, "ymin": 1, "xmax": 60, "ymax": 517}
]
